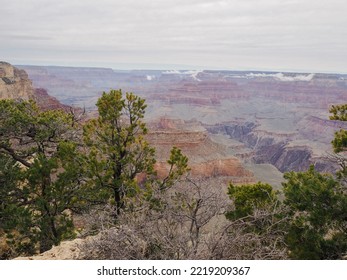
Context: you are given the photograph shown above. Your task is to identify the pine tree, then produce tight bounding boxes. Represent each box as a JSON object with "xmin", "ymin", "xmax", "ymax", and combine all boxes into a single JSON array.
[{"xmin": 83, "ymin": 90, "xmax": 156, "ymax": 216}]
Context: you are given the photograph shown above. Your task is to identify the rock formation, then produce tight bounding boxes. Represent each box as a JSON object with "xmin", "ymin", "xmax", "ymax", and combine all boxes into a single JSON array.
[
  {"xmin": 16, "ymin": 65, "xmax": 347, "ymax": 180},
  {"xmin": 15, "ymin": 238, "xmax": 84, "ymax": 260},
  {"xmin": 148, "ymin": 118, "xmax": 255, "ymax": 183},
  {"xmin": 0, "ymin": 61, "xmax": 35, "ymax": 100},
  {"xmin": 34, "ymin": 88, "xmax": 72, "ymax": 111},
  {"xmin": 206, "ymin": 120, "xmax": 340, "ymax": 173},
  {"xmin": 0, "ymin": 62, "xmax": 74, "ymax": 112}
]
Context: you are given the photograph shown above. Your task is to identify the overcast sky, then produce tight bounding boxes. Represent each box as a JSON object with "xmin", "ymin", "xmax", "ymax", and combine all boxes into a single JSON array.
[{"xmin": 1, "ymin": 0, "xmax": 346, "ymax": 72}]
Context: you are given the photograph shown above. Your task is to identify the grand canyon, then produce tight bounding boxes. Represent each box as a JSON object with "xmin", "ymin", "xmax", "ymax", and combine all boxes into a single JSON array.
[
  {"xmin": 9, "ymin": 63, "xmax": 347, "ymax": 189},
  {"xmin": 1, "ymin": 61, "xmax": 347, "ymax": 260}
]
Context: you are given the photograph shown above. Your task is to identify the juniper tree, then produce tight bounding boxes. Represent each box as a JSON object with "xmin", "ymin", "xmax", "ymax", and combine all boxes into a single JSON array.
[
  {"xmin": 330, "ymin": 104, "xmax": 347, "ymax": 153},
  {"xmin": 0, "ymin": 99, "xmax": 84, "ymax": 256},
  {"xmin": 283, "ymin": 166, "xmax": 347, "ymax": 259}
]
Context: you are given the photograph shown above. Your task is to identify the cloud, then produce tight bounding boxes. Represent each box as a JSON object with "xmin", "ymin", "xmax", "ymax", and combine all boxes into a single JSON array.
[
  {"xmin": 246, "ymin": 73, "xmax": 315, "ymax": 81},
  {"xmin": 162, "ymin": 70, "xmax": 202, "ymax": 81},
  {"xmin": 162, "ymin": 70, "xmax": 182, "ymax": 74},
  {"xmin": 1, "ymin": 0, "xmax": 347, "ymax": 72},
  {"xmin": 146, "ymin": 75, "xmax": 155, "ymax": 81},
  {"xmin": 4, "ymin": 35, "xmax": 52, "ymax": 41}
]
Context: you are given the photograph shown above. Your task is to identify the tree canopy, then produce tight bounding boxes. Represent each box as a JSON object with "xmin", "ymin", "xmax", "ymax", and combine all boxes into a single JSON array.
[
  {"xmin": 82, "ymin": 90, "xmax": 157, "ymax": 215},
  {"xmin": 0, "ymin": 99, "xmax": 84, "ymax": 256},
  {"xmin": 330, "ymin": 104, "xmax": 347, "ymax": 153},
  {"xmin": 283, "ymin": 166, "xmax": 347, "ymax": 259},
  {"xmin": 226, "ymin": 182, "xmax": 277, "ymax": 220}
]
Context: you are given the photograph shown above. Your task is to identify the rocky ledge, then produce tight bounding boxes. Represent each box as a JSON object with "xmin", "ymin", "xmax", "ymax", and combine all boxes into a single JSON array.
[
  {"xmin": 0, "ymin": 62, "xmax": 75, "ymax": 112},
  {"xmin": 0, "ymin": 61, "xmax": 34, "ymax": 100}
]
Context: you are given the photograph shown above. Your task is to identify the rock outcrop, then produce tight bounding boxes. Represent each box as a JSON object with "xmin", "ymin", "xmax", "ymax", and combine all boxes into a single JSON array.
[
  {"xmin": 206, "ymin": 121, "xmax": 339, "ymax": 173},
  {"xmin": 0, "ymin": 61, "xmax": 34, "ymax": 100},
  {"xmin": 15, "ymin": 238, "xmax": 84, "ymax": 260},
  {"xmin": 254, "ymin": 143, "xmax": 312, "ymax": 172},
  {"xmin": 0, "ymin": 62, "xmax": 74, "ymax": 112},
  {"xmin": 148, "ymin": 118, "xmax": 254, "ymax": 182},
  {"xmin": 33, "ymin": 88, "xmax": 72, "ymax": 111}
]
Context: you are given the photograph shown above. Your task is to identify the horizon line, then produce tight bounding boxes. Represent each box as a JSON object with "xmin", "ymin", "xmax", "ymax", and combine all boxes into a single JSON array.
[{"xmin": 13, "ymin": 63, "xmax": 347, "ymax": 76}]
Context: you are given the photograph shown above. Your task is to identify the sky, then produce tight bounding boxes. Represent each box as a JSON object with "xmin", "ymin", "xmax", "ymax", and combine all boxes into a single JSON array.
[{"xmin": 1, "ymin": 0, "xmax": 347, "ymax": 73}]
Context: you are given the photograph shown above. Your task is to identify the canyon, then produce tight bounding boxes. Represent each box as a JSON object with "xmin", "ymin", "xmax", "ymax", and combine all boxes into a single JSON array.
[
  {"xmin": 147, "ymin": 118, "xmax": 254, "ymax": 183},
  {"xmin": 7, "ymin": 63, "xmax": 347, "ymax": 187},
  {"xmin": 2, "ymin": 62, "xmax": 346, "ymax": 260}
]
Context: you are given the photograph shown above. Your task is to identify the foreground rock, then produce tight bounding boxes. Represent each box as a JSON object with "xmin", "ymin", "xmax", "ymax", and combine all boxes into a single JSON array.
[{"xmin": 14, "ymin": 238, "xmax": 86, "ymax": 260}]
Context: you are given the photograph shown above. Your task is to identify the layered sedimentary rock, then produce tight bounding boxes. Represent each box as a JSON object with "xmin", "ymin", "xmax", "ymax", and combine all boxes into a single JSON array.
[
  {"xmin": 246, "ymin": 80, "xmax": 345, "ymax": 109},
  {"xmin": 148, "ymin": 118, "xmax": 254, "ymax": 182},
  {"xmin": 34, "ymin": 88, "xmax": 72, "ymax": 111},
  {"xmin": 0, "ymin": 61, "xmax": 34, "ymax": 100},
  {"xmin": 0, "ymin": 62, "xmax": 74, "ymax": 112},
  {"xmin": 154, "ymin": 158, "xmax": 253, "ymax": 182},
  {"xmin": 150, "ymin": 80, "xmax": 250, "ymax": 106},
  {"xmin": 18, "ymin": 65, "xmax": 347, "ymax": 177},
  {"xmin": 206, "ymin": 120, "xmax": 340, "ymax": 173}
]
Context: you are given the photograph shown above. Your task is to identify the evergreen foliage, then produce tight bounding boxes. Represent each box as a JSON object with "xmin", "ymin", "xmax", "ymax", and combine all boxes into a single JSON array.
[
  {"xmin": 0, "ymin": 99, "xmax": 84, "ymax": 256},
  {"xmin": 283, "ymin": 166, "xmax": 347, "ymax": 259},
  {"xmin": 226, "ymin": 182, "xmax": 277, "ymax": 220},
  {"xmin": 1, "ymin": 94, "xmax": 346, "ymax": 260},
  {"xmin": 330, "ymin": 104, "xmax": 347, "ymax": 152},
  {"xmin": 82, "ymin": 90, "xmax": 156, "ymax": 215}
]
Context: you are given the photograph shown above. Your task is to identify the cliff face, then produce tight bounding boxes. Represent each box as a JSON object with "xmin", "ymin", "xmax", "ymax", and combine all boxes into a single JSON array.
[
  {"xmin": 14, "ymin": 65, "xmax": 346, "ymax": 179},
  {"xmin": 206, "ymin": 121, "xmax": 339, "ymax": 173},
  {"xmin": 150, "ymin": 80, "xmax": 249, "ymax": 106},
  {"xmin": 0, "ymin": 62, "xmax": 72, "ymax": 112},
  {"xmin": 0, "ymin": 61, "xmax": 34, "ymax": 100},
  {"xmin": 254, "ymin": 143, "xmax": 312, "ymax": 172},
  {"xmin": 246, "ymin": 80, "xmax": 345, "ymax": 109},
  {"xmin": 155, "ymin": 158, "xmax": 253, "ymax": 181},
  {"xmin": 34, "ymin": 88, "xmax": 72, "ymax": 111},
  {"xmin": 147, "ymin": 118, "xmax": 255, "ymax": 183}
]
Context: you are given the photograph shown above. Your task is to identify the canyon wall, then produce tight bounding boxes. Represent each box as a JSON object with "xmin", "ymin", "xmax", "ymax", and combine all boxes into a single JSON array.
[
  {"xmin": 1, "ymin": 62, "xmax": 74, "ymax": 112},
  {"xmin": 148, "ymin": 118, "xmax": 255, "ymax": 183},
  {"xmin": 0, "ymin": 61, "xmax": 34, "ymax": 100},
  {"xmin": 206, "ymin": 120, "xmax": 340, "ymax": 173},
  {"xmin": 17, "ymin": 65, "xmax": 347, "ymax": 182}
]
